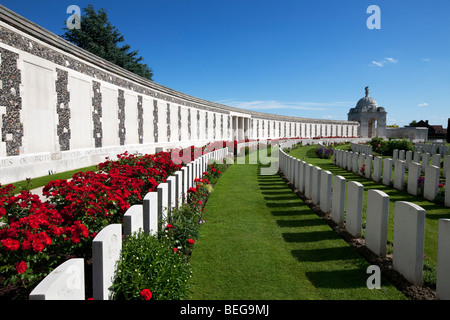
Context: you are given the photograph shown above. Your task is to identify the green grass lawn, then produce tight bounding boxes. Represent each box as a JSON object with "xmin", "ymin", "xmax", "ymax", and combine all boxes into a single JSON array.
[
  {"xmin": 288, "ymin": 143, "xmax": 450, "ymax": 286},
  {"xmin": 187, "ymin": 156, "xmax": 406, "ymax": 300},
  {"xmin": 9, "ymin": 165, "xmax": 98, "ymax": 194}
]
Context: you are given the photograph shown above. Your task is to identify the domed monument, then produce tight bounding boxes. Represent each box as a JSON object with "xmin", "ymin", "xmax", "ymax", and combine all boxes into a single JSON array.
[{"xmin": 348, "ymin": 86, "xmax": 387, "ymax": 138}]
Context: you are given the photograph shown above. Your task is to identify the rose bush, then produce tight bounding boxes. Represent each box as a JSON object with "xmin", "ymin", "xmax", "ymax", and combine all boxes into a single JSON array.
[{"xmin": 1, "ymin": 145, "xmax": 230, "ymax": 299}]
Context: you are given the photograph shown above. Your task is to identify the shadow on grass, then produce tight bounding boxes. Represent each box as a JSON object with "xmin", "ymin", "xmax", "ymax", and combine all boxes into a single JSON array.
[
  {"xmin": 304, "ymin": 269, "xmax": 368, "ymax": 289},
  {"xmin": 291, "ymin": 246, "xmax": 359, "ymax": 262},
  {"xmin": 276, "ymin": 218, "xmax": 325, "ymax": 228},
  {"xmin": 282, "ymin": 230, "xmax": 337, "ymax": 243}
]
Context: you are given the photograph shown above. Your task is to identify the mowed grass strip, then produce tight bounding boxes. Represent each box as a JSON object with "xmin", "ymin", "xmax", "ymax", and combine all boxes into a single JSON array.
[{"xmin": 187, "ymin": 160, "xmax": 406, "ymax": 300}]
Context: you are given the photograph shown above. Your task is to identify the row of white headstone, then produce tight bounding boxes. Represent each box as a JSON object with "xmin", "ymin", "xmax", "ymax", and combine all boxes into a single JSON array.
[
  {"xmin": 415, "ymin": 142, "xmax": 449, "ymax": 156},
  {"xmin": 333, "ymin": 149, "xmax": 450, "ymax": 207},
  {"xmin": 28, "ymin": 147, "xmax": 229, "ymax": 300},
  {"xmin": 350, "ymin": 142, "xmax": 373, "ymax": 155},
  {"xmin": 279, "ymin": 145, "xmax": 450, "ymax": 300}
]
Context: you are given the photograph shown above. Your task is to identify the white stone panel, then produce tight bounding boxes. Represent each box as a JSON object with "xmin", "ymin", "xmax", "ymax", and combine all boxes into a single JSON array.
[
  {"xmin": 21, "ymin": 62, "xmax": 57, "ymax": 154},
  {"xmin": 142, "ymin": 97, "xmax": 154, "ymax": 144},
  {"xmin": 101, "ymin": 86, "xmax": 119, "ymax": 147},
  {"xmin": 68, "ymin": 75, "xmax": 93, "ymax": 150},
  {"xmin": 124, "ymin": 93, "xmax": 138, "ymax": 145}
]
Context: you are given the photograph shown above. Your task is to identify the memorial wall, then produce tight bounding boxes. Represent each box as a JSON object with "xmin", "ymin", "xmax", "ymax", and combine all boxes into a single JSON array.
[{"xmin": 0, "ymin": 5, "xmax": 359, "ymax": 183}]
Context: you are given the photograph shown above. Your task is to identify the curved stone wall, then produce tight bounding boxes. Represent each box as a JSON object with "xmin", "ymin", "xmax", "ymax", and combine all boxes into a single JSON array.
[{"xmin": 0, "ymin": 5, "xmax": 359, "ymax": 183}]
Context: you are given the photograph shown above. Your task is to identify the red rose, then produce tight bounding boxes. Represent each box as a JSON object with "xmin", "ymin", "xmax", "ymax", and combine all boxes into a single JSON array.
[
  {"xmin": 166, "ymin": 224, "xmax": 173, "ymax": 229},
  {"xmin": 188, "ymin": 239, "xmax": 195, "ymax": 244},
  {"xmin": 15, "ymin": 261, "xmax": 27, "ymax": 274},
  {"xmin": 140, "ymin": 289, "xmax": 152, "ymax": 300},
  {"xmin": 1, "ymin": 238, "xmax": 20, "ymax": 251},
  {"xmin": 173, "ymin": 247, "xmax": 178, "ymax": 252}
]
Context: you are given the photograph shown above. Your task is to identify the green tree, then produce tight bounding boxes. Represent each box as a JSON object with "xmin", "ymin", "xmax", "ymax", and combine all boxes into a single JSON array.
[
  {"xmin": 409, "ymin": 120, "xmax": 417, "ymax": 126},
  {"xmin": 62, "ymin": 4, "xmax": 153, "ymax": 81}
]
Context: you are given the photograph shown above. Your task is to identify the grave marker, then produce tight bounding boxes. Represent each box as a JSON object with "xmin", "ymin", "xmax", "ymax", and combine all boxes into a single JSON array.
[
  {"xmin": 29, "ymin": 259, "xmax": 85, "ymax": 300},
  {"xmin": 365, "ymin": 190, "xmax": 389, "ymax": 257},
  {"xmin": 392, "ymin": 202, "xmax": 425, "ymax": 286},
  {"xmin": 346, "ymin": 181, "xmax": 364, "ymax": 237},
  {"xmin": 92, "ymin": 224, "xmax": 122, "ymax": 300}
]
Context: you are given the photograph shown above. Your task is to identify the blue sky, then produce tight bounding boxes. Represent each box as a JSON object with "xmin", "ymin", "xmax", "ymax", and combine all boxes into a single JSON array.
[{"xmin": 2, "ymin": 0, "xmax": 450, "ymax": 127}]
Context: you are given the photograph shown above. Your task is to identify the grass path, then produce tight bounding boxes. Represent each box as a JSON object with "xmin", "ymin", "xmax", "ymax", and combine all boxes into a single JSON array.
[
  {"xmin": 288, "ymin": 144, "xmax": 450, "ymax": 286},
  {"xmin": 187, "ymin": 160, "xmax": 406, "ymax": 300}
]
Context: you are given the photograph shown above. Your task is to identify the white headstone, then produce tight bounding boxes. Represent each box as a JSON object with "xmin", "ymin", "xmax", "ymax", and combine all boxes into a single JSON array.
[
  {"xmin": 181, "ymin": 167, "xmax": 188, "ymax": 202},
  {"xmin": 29, "ymin": 258, "xmax": 85, "ymax": 300},
  {"xmin": 422, "ymin": 153, "xmax": 430, "ymax": 173},
  {"xmin": 405, "ymin": 150, "xmax": 412, "ymax": 169},
  {"xmin": 424, "ymin": 165, "xmax": 440, "ymax": 201},
  {"xmin": 320, "ymin": 170, "xmax": 332, "ymax": 213},
  {"xmin": 392, "ymin": 201, "xmax": 425, "ymax": 286},
  {"xmin": 407, "ymin": 162, "xmax": 421, "ymax": 196},
  {"xmin": 346, "ymin": 181, "xmax": 364, "ymax": 237},
  {"xmin": 305, "ymin": 164, "xmax": 313, "ymax": 199},
  {"xmin": 399, "ymin": 150, "xmax": 405, "ymax": 161},
  {"xmin": 92, "ymin": 224, "xmax": 122, "ymax": 300},
  {"xmin": 167, "ymin": 176, "xmax": 176, "ymax": 215},
  {"xmin": 174, "ymin": 171, "xmax": 183, "ymax": 208},
  {"xmin": 394, "ymin": 160, "xmax": 405, "ymax": 191},
  {"xmin": 123, "ymin": 204, "xmax": 144, "ymax": 237},
  {"xmin": 446, "ymin": 172, "xmax": 450, "ymax": 208},
  {"xmin": 373, "ymin": 156, "xmax": 382, "ymax": 183},
  {"xmin": 437, "ymin": 219, "xmax": 450, "ymax": 300},
  {"xmin": 331, "ymin": 175, "xmax": 346, "ymax": 226},
  {"xmin": 382, "ymin": 158, "xmax": 393, "ymax": 186},
  {"xmin": 311, "ymin": 166, "xmax": 322, "ymax": 205},
  {"xmin": 157, "ymin": 182, "xmax": 169, "ymax": 224},
  {"xmin": 444, "ymin": 155, "xmax": 450, "ymax": 180},
  {"xmin": 143, "ymin": 192, "xmax": 158, "ymax": 236},
  {"xmin": 365, "ymin": 155, "xmax": 372, "ymax": 179},
  {"xmin": 299, "ymin": 161, "xmax": 306, "ymax": 193},
  {"xmin": 432, "ymin": 153, "xmax": 441, "ymax": 168},
  {"xmin": 393, "ymin": 149, "xmax": 398, "ymax": 162},
  {"xmin": 365, "ymin": 190, "xmax": 389, "ymax": 257}
]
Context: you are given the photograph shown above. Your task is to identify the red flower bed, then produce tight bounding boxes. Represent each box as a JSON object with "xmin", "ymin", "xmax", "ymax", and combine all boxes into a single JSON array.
[
  {"xmin": 0, "ymin": 149, "xmax": 185, "ymax": 299},
  {"xmin": 0, "ymin": 143, "xmax": 231, "ymax": 299}
]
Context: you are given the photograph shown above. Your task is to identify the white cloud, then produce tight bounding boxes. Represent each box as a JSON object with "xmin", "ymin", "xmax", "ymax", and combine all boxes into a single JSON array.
[
  {"xmin": 421, "ymin": 58, "xmax": 430, "ymax": 62},
  {"xmin": 371, "ymin": 61, "xmax": 384, "ymax": 67},
  {"xmin": 371, "ymin": 57, "xmax": 398, "ymax": 67},
  {"xmin": 417, "ymin": 102, "xmax": 429, "ymax": 107},
  {"xmin": 218, "ymin": 100, "xmax": 352, "ymax": 111}
]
